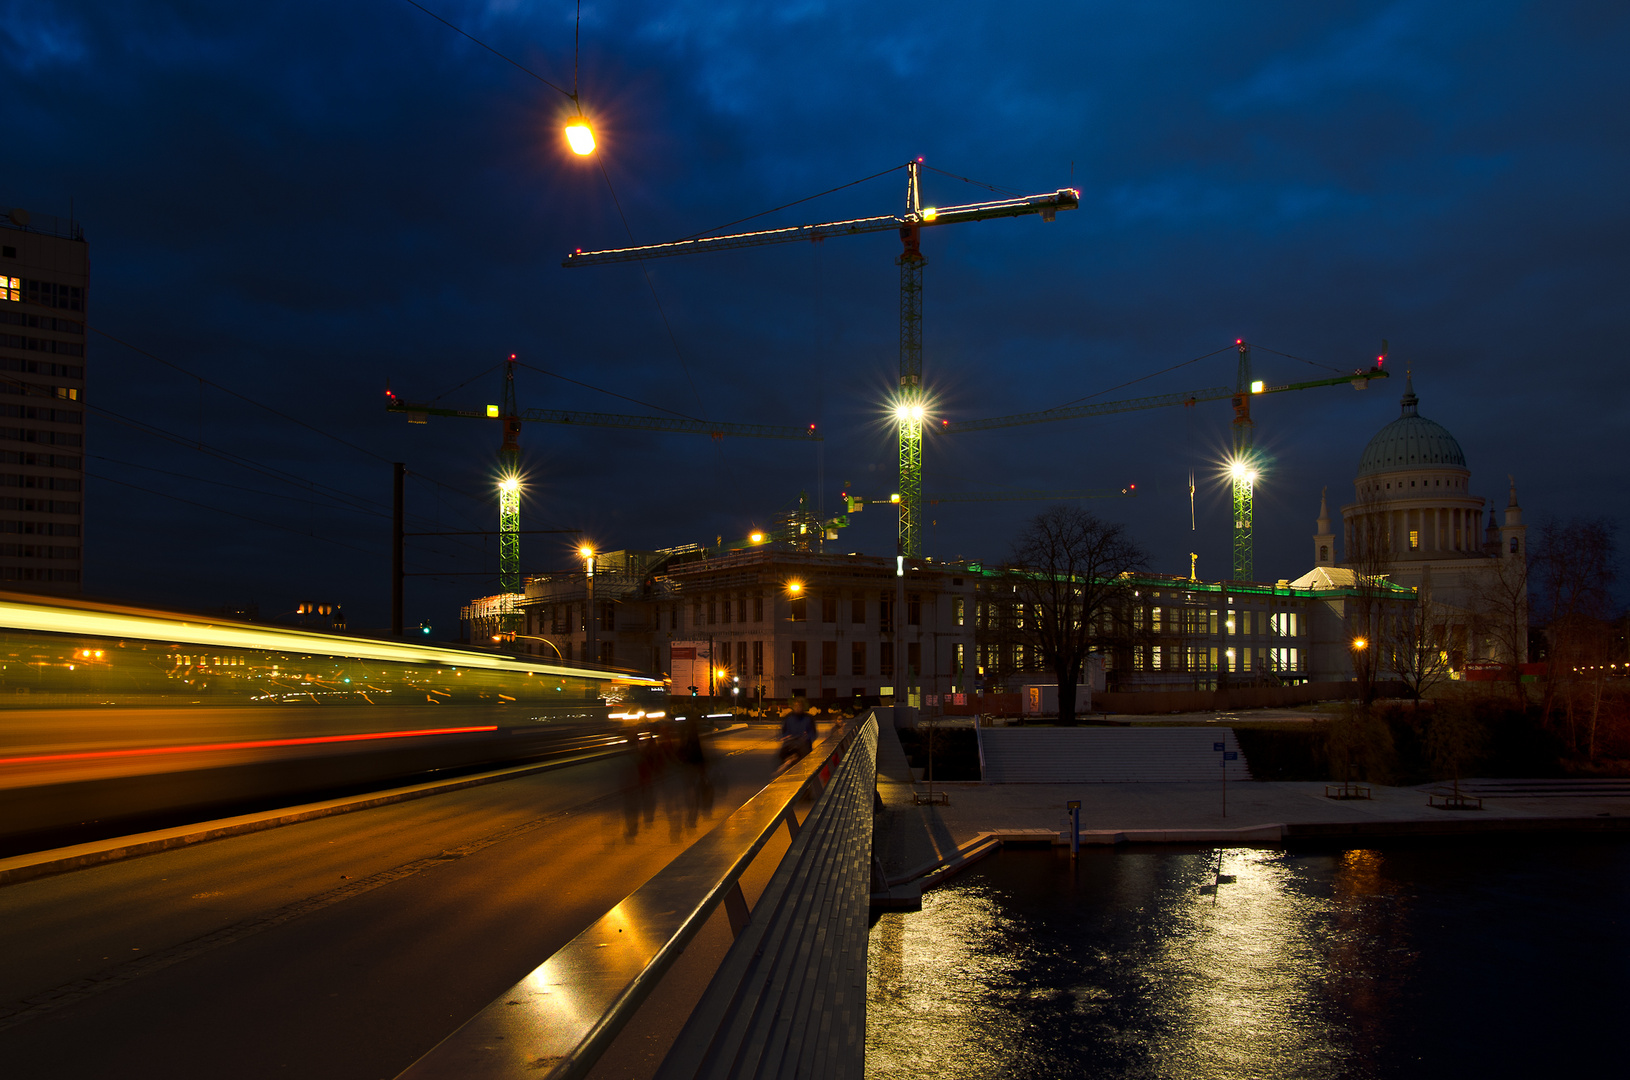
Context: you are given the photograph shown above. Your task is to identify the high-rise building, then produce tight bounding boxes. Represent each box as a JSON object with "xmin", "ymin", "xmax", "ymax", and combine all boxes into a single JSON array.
[{"xmin": 0, "ymin": 206, "xmax": 87, "ymax": 593}]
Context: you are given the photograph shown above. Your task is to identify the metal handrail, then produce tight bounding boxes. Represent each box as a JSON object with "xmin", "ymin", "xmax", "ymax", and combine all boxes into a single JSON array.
[{"xmin": 395, "ymin": 712, "xmax": 880, "ymax": 1080}]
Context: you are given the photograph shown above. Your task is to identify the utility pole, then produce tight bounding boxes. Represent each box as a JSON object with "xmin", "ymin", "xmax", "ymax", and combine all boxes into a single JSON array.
[{"xmin": 392, "ymin": 462, "xmax": 405, "ymax": 637}]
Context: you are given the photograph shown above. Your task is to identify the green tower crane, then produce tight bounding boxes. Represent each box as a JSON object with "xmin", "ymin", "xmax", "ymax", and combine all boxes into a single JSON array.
[
  {"xmin": 1230, "ymin": 339, "xmax": 1257, "ymax": 581},
  {"xmin": 942, "ymin": 341, "xmax": 1389, "ymax": 580},
  {"xmin": 562, "ymin": 160, "xmax": 1079, "ymax": 561},
  {"xmin": 387, "ymin": 362, "xmax": 822, "ymax": 594}
]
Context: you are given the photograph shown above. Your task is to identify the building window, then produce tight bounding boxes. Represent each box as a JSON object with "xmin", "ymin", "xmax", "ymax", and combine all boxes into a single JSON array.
[
  {"xmin": 753, "ymin": 639, "xmax": 764, "ymax": 676},
  {"xmin": 736, "ymin": 597, "xmax": 747, "ymax": 622},
  {"xmin": 822, "ymin": 595, "xmax": 837, "ymax": 623},
  {"xmin": 736, "ymin": 640, "xmax": 748, "ymax": 674},
  {"xmin": 753, "ymin": 595, "xmax": 764, "ymax": 622},
  {"xmin": 907, "ymin": 595, "xmax": 921, "ymax": 626},
  {"xmin": 707, "ymin": 599, "xmax": 717, "ymax": 625},
  {"xmin": 1510, "ymin": 536, "xmax": 1519, "ymax": 555},
  {"xmin": 880, "ymin": 597, "xmax": 893, "ymax": 632},
  {"xmin": 599, "ymin": 641, "xmax": 614, "ymax": 665},
  {"xmin": 852, "ymin": 641, "xmax": 866, "ymax": 676},
  {"xmin": 0, "ymin": 277, "xmax": 17, "ymax": 303},
  {"xmin": 953, "ymin": 642, "xmax": 965, "ymax": 675},
  {"xmin": 1409, "ymin": 530, "xmax": 1419, "ymax": 550},
  {"xmin": 693, "ymin": 601, "xmax": 703, "ymax": 627},
  {"xmin": 1319, "ymin": 544, "xmax": 1329, "ymax": 562},
  {"xmin": 851, "ymin": 597, "xmax": 866, "ymax": 624},
  {"xmin": 822, "ymin": 641, "xmax": 837, "ymax": 676},
  {"xmin": 880, "ymin": 642, "xmax": 894, "ymax": 677},
  {"xmin": 952, "ymin": 596, "xmax": 965, "ymax": 626},
  {"xmin": 790, "ymin": 640, "xmax": 807, "ymax": 676},
  {"xmin": 907, "ymin": 642, "xmax": 921, "ymax": 676},
  {"xmin": 790, "ymin": 597, "xmax": 807, "ymax": 622},
  {"xmin": 601, "ymin": 602, "xmax": 614, "ymax": 631},
  {"xmin": 720, "ymin": 597, "xmax": 731, "ymax": 625}
]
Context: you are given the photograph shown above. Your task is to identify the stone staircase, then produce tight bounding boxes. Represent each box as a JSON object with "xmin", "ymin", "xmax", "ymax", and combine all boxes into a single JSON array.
[{"xmin": 977, "ymin": 726, "xmax": 1253, "ymax": 783}]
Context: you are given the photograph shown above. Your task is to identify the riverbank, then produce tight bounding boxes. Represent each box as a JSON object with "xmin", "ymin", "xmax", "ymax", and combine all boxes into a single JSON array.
[{"xmin": 872, "ymin": 719, "xmax": 1630, "ymax": 892}]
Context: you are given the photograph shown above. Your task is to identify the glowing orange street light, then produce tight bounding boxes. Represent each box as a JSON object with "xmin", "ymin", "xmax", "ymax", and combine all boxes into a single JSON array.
[{"xmin": 564, "ymin": 116, "xmax": 595, "ymax": 155}]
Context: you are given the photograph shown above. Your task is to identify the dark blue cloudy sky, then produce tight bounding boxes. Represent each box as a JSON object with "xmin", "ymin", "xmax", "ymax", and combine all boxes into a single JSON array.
[{"xmin": 3, "ymin": 0, "xmax": 1626, "ymax": 633}]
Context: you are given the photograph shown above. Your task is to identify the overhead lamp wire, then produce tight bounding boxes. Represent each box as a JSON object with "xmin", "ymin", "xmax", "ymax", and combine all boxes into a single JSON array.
[{"xmin": 399, "ymin": 0, "xmax": 575, "ymax": 100}]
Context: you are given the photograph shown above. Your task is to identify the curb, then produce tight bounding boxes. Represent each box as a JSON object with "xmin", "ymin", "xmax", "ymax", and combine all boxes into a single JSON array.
[{"xmin": 0, "ymin": 724, "xmax": 750, "ymax": 888}]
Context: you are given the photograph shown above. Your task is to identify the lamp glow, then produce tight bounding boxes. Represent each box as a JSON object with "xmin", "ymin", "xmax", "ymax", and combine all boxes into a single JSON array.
[
  {"xmin": 578, "ymin": 545, "xmax": 594, "ymax": 559},
  {"xmin": 1250, "ymin": 380, "xmax": 1265, "ymax": 394},
  {"xmin": 787, "ymin": 581, "xmax": 803, "ymax": 594},
  {"xmin": 750, "ymin": 532, "xmax": 765, "ymax": 543},
  {"xmin": 1352, "ymin": 637, "xmax": 1368, "ymax": 651},
  {"xmin": 498, "ymin": 478, "xmax": 519, "ymax": 493},
  {"xmin": 565, "ymin": 119, "xmax": 596, "ymax": 155}
]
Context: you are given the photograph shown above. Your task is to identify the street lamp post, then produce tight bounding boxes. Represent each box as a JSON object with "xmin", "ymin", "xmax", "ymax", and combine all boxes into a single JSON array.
[{"xmin": 580, "ymin": 546, "xmax": 596, "ymax": 666}]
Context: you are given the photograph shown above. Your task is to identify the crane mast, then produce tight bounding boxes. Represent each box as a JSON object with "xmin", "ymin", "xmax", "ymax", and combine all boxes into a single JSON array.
[
  {"xmin": 1231, "ymin": 340, "xmax": 1256, "ymax": 581},
  {"xmin": 897, "ymin": 161, "xmax": 926, "ymax": 562},
  {"xmin": 563, "ymin": 161, "xmax": 1079, "ymax": 561},
  {"xmin": 498, "ymin": 357, "xmax": 522, "ymax": 596}
]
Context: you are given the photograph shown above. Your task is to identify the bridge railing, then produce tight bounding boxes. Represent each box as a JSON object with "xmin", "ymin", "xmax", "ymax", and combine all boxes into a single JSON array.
[{"xmin": 396, "ymin": 711, "xmax": 882, "ymax": 1080}]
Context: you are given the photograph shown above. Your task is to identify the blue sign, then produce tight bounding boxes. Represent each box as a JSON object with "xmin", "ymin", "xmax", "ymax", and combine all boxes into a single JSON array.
[
  {"xmin": 1224, "ymin": 751, "xmax": 1238, "ymax": 760},
  {"xmin": 1213, "ymin": 742, "xmax": 1225, "ymax": 752}
]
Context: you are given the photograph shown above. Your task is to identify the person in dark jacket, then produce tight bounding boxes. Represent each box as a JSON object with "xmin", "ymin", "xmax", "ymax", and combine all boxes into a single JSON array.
[{"xmin": 779, "ymin": 697, "xmax": 816, "ymax": 767}]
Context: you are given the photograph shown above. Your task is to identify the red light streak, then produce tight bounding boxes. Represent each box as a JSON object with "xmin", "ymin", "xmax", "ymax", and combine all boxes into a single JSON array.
[{"xmin": 0, "ymin": 725, "xmax": 499, "ymax": 767}]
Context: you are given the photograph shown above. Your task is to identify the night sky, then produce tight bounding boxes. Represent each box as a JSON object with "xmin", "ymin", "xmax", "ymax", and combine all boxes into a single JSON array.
[{"xmin": 4, "ymin": 1, "xmax": 1626, "ymax": 634}]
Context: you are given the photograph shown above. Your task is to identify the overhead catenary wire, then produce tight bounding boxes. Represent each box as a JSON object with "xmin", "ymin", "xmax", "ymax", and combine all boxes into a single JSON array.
[
  {"xmin": 88, "ymin": 327, "xmax": 486, "ymax": 506},
  {"xmin": 513, "ymin": 360, "xmax": 703, "ymax": 421},
  {"xmin": 397, "ymin": 0, "xmax": 575, "ymax": 100}
]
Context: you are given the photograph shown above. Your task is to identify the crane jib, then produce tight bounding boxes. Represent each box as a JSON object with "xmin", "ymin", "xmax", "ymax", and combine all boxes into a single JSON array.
[{"xmin": 561, "ymin": 188, "xmax": 1081, "ymax": 268}]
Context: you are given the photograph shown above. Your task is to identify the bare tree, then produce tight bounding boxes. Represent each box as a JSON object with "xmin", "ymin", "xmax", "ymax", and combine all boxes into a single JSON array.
[
  {"xmin": 1533, "ymin": 517, "xmax": 1619, "ymax": 753},
  {"xmin": 1391, "ymin": 565, "xmax": 1454, "ymax": 703},
  {"xmin": 1345, "ymin": 485, "xmax": 1395, "ymax": 706},
  {"xmin": 1009, "ymin": 506, "xmax": 1147, "ymax": 726},
  {"xmin": 1473, "ymin": 547, "xmax": 1530, "ymax": 706}
]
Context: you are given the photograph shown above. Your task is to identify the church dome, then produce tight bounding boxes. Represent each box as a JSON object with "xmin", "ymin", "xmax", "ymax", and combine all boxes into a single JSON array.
[{"xmin": 1356, "ymin": 376, "xmax": 1466, "ymax": 478}]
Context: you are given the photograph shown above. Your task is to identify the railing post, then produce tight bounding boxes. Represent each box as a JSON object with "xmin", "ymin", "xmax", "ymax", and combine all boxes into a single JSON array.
[{"xmin": 723, "ymin": 881, "xmax": 751, "ymax": 936}]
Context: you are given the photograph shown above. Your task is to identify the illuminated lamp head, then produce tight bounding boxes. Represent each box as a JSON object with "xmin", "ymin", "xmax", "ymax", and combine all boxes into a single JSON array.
[
  {"xmin": 564, "ymin": 117, "xmax": 596, "ymax": 155},
  {"xmin": 498, "ymin": 477, "xmax": 520, "ymax": 494}
]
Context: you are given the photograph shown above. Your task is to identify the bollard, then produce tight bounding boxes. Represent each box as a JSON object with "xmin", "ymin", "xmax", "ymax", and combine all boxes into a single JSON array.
[{"xmin": 1067, "ymin": 799, "xmax": 1081, "ymax": 858}]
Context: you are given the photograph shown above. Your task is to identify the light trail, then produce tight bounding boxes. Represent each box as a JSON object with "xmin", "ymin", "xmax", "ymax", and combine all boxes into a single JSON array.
[{"xmin": 0, "ymin": 725, "xmax": 501, "ymax": 767}]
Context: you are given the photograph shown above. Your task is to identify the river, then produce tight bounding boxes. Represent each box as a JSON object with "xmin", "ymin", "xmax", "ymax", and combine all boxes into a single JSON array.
[{"xmin": 867, "ymin": 841, "xmax": 1629, "ymax": 1078}]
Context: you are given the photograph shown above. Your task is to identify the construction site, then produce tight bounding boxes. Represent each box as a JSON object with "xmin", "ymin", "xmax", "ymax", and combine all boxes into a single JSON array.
[{"xmin": 380, "ymin": 159, "xmax": 1524, "ymax": 716}]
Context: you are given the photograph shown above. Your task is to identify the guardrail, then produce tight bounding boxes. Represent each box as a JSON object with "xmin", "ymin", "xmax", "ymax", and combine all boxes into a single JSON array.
[{"xmin": 396, "ymin": 711, "xmax": 882, "ymax": 1080}]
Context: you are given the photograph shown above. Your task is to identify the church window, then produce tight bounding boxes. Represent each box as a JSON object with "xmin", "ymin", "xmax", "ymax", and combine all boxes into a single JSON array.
[
  {"xmin": 1510, "ymin": 537, "xmax": 1519, "ymax": 555},
  {"xmin": 1319, "ymin": 544, "xmax": 1329, "ymax": 562}
]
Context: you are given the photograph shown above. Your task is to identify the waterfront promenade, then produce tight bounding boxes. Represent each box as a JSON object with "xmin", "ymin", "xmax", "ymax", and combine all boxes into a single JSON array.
[{"xmin": 874, "ymin": 721, "xmax": 1630, "ymax": 886}]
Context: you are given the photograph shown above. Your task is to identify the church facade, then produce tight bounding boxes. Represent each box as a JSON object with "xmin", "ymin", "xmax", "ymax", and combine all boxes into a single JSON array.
[{"xmin": 1294, "ymin": 374, "xmax": 1527, "ymax": 673}]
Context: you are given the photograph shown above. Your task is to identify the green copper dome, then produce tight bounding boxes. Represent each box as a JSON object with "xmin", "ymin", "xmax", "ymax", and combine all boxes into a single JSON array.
[{"xmin": 1356, "ymin": 376, "xmax": 1467, "ymax": 478}]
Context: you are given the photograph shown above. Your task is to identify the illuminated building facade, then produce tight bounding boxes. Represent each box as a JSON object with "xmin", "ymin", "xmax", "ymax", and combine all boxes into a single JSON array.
[
  {"xmin": 1312, "ymin": 374, "xmax": 1528, "ymax": 669},
  {"xmin": 0, "ymin": 206, "xmax": 86, "ymax": 594}
]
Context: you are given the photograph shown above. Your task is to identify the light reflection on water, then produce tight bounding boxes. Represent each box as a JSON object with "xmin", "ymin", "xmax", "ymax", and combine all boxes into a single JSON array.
[{"xmin": 868, "ymin": 843, "xmax": 1630, "ymax": 1079}]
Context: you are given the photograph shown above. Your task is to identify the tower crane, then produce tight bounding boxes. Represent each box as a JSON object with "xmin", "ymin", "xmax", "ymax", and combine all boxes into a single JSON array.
[
  {"xmin": 563, "ymin": 160, "xmax": 1079, "ymax": 560},
  {"xmin": 942, "ymin": 341, "xmax": 1389, "ymax": 580},
  {"xmin": 387, "ymin": 357, "xmax": 821, "ymax": 594}
]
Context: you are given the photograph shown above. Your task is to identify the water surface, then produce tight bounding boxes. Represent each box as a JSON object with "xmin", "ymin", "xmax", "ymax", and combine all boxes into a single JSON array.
[{"xmin": 867, "ymin": 842, "xmax": 1629, "ymax": 1078}]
